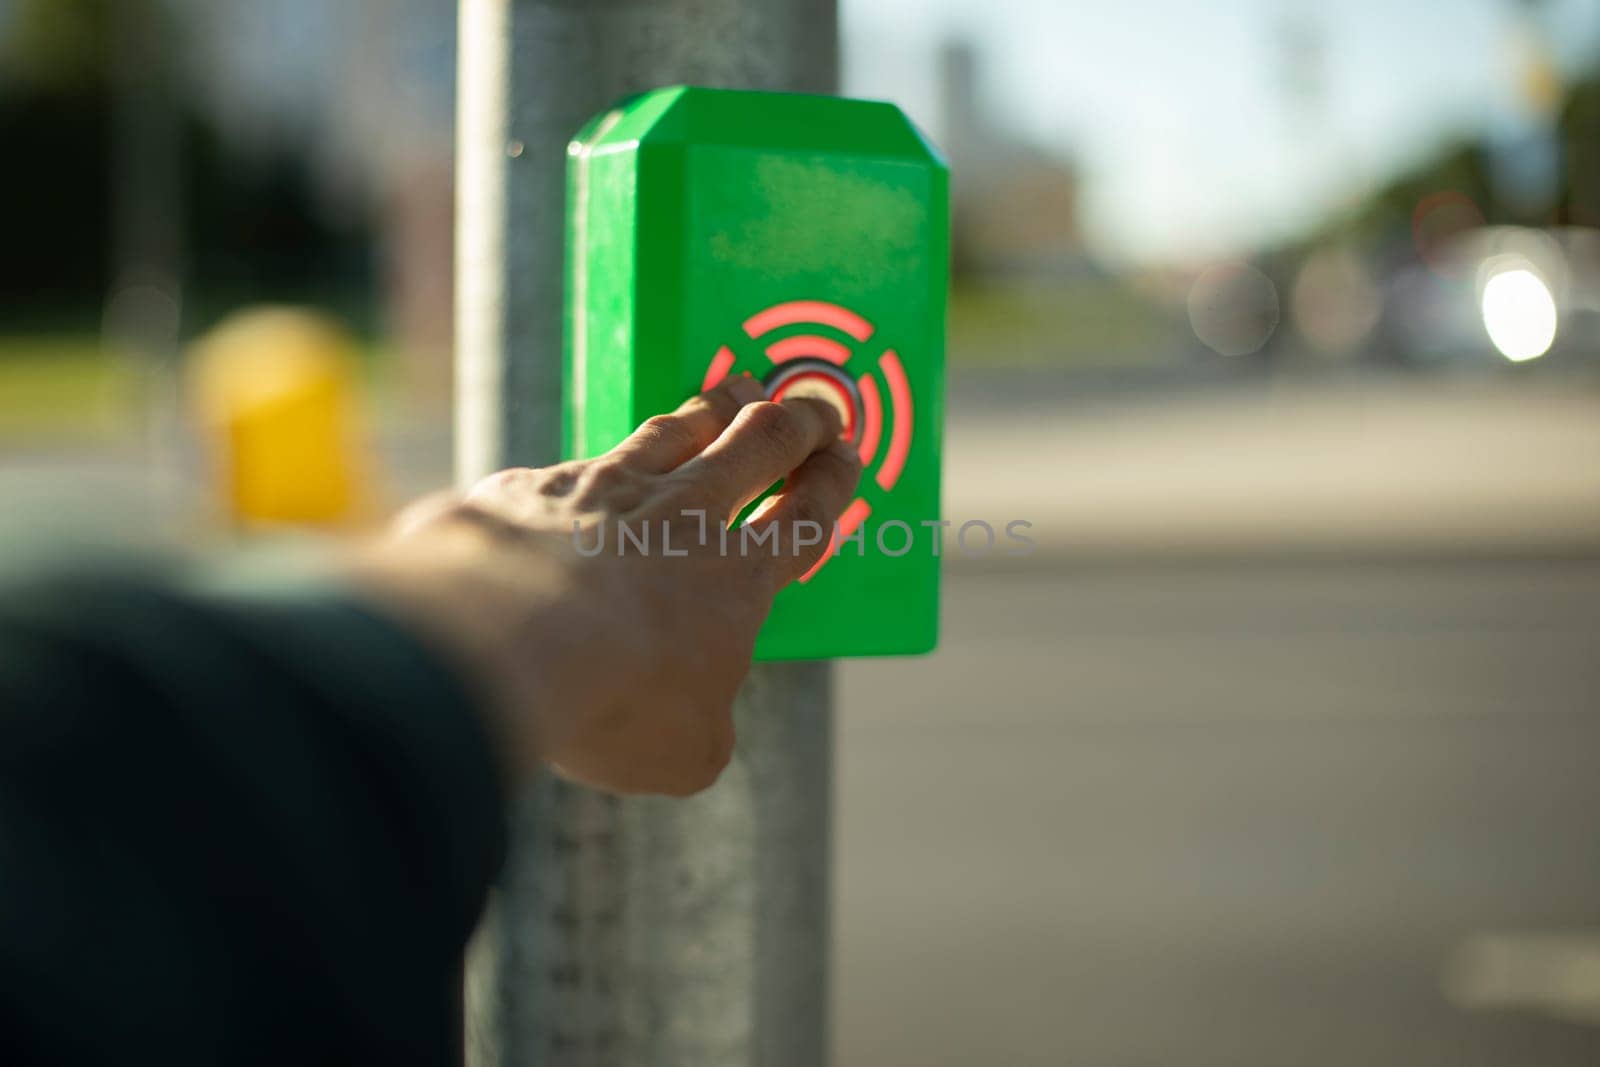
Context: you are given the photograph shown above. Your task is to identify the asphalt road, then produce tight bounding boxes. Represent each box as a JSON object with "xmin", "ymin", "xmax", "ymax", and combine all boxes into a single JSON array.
[{"xmin": 834, "ymin": 559, "xmax": 1600, "ymax": 1067}]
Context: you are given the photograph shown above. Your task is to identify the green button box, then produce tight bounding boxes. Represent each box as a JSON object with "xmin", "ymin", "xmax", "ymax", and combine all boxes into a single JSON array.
[{"xmin": 565, "ymin": 86, "xmax": 949, "ymax": 659}]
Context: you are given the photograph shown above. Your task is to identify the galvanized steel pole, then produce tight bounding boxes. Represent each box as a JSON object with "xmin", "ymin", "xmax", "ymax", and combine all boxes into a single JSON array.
[{"xmin": 454, "ymin": 2, "xmax": 838, "ymax": 1065}]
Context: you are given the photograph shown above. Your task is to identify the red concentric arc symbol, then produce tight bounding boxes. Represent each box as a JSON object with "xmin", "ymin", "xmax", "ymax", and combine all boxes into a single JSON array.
[
  {"xmin": 702, "ymin": 346, "xmax": 737, "ymax": 392},
  {"xmin": 766, "ymin": 335, "xmax": 851, "ymax": 365},
  {"xmin": 743, "ymin": 300, "xmax": 875, "ymax": 342},
  {"xmin": 701, "ymin": 299, "xmax": 914, "ymax": 583},
  {"xmin": 874, "ymin": 350, "xmax": 912, "ymax": 493}
]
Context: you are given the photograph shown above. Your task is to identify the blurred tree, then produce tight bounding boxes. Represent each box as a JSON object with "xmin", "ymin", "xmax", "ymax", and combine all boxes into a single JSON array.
[
  {"xmin": 0, "ymin": 0, "xmax": 109, "ymax": 92},
  {"xmin": 0, "ymin": 0, "xmax": 375, "ymax": 337},
  {"xmin": 0, "ymin": 0, "xmax": 112, "ymax": 329},
  {"xmin": 1295, "ymin": 62, "xmax": 1599, "ymax": 259},
  {"xmin": 1556, "ymin": 73, "xmax": 1600, "ymax": 228}
]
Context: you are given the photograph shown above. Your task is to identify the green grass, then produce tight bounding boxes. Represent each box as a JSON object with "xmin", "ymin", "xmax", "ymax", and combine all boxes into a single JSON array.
[
  {"xmin": 949, "ymin": 278, "xmax": 1180, "ymax": 370},
  {"xmin": 0, "ymin": 333, "xmax": 411, "ymax": 444},
  {"xmin": 0, "ymin": 336, "xmax": 134, "ymax": 441}
]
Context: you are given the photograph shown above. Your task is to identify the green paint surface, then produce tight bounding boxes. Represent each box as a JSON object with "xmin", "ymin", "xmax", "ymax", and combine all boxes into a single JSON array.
[{"xmin": 566, "ymin": 87, "xmax": 949, "ymax": 659}]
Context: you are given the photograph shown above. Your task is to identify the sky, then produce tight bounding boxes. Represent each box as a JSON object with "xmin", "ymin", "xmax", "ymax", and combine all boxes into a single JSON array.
[
  {"xmin": 2, "ymin": 0, "xmax": 1595, "ymax": 269},
  {"xmin": 843, "ymin": 0, "xmax": 1600, "ymax": 266}
]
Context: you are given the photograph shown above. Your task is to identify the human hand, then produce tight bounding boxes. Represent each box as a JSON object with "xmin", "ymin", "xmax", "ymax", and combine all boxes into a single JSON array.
[{"xmin": 359, "ymin": 375, "xmax": 861, "ymax": 796}]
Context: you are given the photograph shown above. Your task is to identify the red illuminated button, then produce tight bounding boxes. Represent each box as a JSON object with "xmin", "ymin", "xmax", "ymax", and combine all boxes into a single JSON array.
[{"xmin": 763, "ymin": 358, "xmax": 862, "ymax": 442}]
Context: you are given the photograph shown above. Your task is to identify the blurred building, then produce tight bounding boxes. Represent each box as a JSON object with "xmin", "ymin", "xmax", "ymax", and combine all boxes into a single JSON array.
[{"xmin": 938, "ymin": 39, "xmax": 1083, "ymax": 279}]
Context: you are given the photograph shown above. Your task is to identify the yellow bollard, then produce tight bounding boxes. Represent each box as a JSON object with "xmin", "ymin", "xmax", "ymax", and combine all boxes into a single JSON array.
[{"xmin": 188, "ymin": 308, "xmax": 370, "ymax": 528}]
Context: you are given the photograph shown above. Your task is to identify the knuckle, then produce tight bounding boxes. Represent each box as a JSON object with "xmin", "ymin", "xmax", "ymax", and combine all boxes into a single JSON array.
[
  {"xmin": 739, "ymin": 401, "xmax": 805, "ymax": 455},
  {"xmin": 572, "ymin": 461, "xmax": 634, "ymax": 505},
  {"xmin": 537, "ymin": 462, "xmax": 583, "ymax": 497},
  {"xmin": 476, "ymin": 466, "xmax": 539, "ymax": 495},
  {"xmin": 792, "ymin": 394, "xmax": 844, "ymax": 437},
  {"xmin": 584, "ymin": 459, "xmax": 631, "ymax": 489},
  {"xmin": 579, "ymin": 462, "xmax": 658, "ymax": 516},
  {"xmin": 638, "ymin": 413, "xmax": 694, "ymax": 450},
  {"xmin": 439, "ymin": 499, "xmax": 521, "ymax": 542},
  {"xmin": 701, "ymin": 389, "xmax": 744, "ymax": 423}
]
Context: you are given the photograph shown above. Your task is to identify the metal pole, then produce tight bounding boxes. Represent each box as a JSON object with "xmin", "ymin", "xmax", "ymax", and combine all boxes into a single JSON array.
[
  {"xmin": 454, "ymin": 3, "xmax": 838, "ymax": 1066},
  {"xmin": 107, "ymin": 0, "xmax": 186, "ymax": 502}
]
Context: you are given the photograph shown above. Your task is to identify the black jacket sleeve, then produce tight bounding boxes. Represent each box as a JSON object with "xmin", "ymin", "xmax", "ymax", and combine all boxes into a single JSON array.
[{"xmin": 0, "ymin": 570, "xmax": 507, "ymax": 1066}]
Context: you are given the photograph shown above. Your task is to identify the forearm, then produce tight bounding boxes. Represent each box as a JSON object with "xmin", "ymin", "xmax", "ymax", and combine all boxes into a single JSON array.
[
  {"xmin": 0, "ymin": 568, "xmax": 507, "ymax": 1062},
  {"xmin": 346, "ymin": 517, "xmax": 574, "ymax": 785}
]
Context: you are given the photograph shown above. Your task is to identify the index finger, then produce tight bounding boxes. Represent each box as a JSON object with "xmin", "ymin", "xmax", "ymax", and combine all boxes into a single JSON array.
[
  {"xmin": 608, "ymin": 373, "xmax": 764, "ymax": 473},
  {"xmin": 674, "ymin": 396, "xmax": 845, "ymax": 521}
]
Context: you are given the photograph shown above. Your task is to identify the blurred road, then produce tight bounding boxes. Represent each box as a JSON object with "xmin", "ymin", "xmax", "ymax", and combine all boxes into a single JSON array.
[
  {"xmin": 835, "ymin": 559, "xmax": 1600, "ymax": 1066},
  {"xmin": 833, "ymin": 369, "xmax": 1600, "ymax": 1065}
]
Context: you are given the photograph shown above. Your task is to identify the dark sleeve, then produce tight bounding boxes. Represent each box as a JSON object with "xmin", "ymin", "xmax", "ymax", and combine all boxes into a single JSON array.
[{"xmin": 0, "ymin": 570, "xmax": 507, "ymax": 1066}]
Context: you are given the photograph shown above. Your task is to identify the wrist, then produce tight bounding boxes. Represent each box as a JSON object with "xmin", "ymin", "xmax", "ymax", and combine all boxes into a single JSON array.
[{"xmin": 345, "ymin": 524, "xmax": 563, "ymax": 784}]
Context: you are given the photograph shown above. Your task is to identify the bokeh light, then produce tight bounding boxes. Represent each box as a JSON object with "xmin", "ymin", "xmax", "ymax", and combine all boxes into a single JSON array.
[
  {"xmin": 1290, "ymin": 247, "xmax": 1381, "ymax": 356},
  {"xmin": 1480, "ymin": 267, "xmax": 1557, "ymax": 363},
  {"xmin": 1186, "ymin": 262, "xmax": 1279, "ymax": 357}
]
